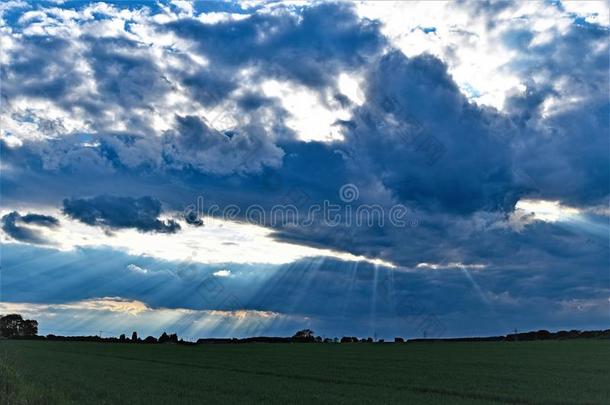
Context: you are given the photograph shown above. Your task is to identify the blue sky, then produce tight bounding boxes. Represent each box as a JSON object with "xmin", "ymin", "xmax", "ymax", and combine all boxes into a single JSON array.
[{"xmin": 0, "ymin": 0, "xmax": 608, "ymax": 340}]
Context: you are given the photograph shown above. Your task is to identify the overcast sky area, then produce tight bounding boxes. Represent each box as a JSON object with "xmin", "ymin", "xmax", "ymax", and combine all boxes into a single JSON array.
[{"xmin": 1, "ymin": 0, "xmax": 608, "ymax": 340}]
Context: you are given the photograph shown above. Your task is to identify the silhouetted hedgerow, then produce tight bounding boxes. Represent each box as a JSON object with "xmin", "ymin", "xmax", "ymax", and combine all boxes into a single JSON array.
[{"xmin": 2, "ymin": 314, "xmax": 609, "ymax": 344}]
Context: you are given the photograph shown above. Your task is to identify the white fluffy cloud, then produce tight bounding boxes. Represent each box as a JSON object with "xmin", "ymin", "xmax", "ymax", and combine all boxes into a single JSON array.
[{"xmin": 356, "ymin": 0, "xmax": 608, "ymax": 110}]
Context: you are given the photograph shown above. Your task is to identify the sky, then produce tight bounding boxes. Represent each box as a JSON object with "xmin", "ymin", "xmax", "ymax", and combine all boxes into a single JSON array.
[{"xmin": 0, "ymin": 0, "xmax": 608, "ymax": 340}]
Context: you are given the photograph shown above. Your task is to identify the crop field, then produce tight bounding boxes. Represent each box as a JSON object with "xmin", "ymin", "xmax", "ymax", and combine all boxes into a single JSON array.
[{"xmin": 1, "ymin": 339, "xmax": 609, "ymax": 404}]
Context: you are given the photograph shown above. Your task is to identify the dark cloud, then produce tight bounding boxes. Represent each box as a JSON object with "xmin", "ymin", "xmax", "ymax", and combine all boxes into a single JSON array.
[
  {"xmin": 344, "ymin": 51, "xmax": 518, "ymax": 215},
  {"xmin": 20, "ymin": 213, "xmax": 60, "ymax": 227},
  {"xmin": 236, "ymin": 93, "xmax": 274, "ymax": 111},
  {"xmin": 479, "ymin": 6, "xmax": 610, "ymax": 209},
  {"xmin": 84, "ymin": 36, "xmax": 173, "ymax": 112},
  {"xmin": 180, "ymin": 69, "xmax": 238, "ymax": 107},
  {"xmin": 442, "ymin": 3, "xmax": 610, "ymax": 212},
  {"xmin": 1, "ymin": 3, "xmax": 382, "ymax": 176},
  {"xmin": 1, "ymin": 211, "xmax": 59, "ymax": 244},
  {"xmin": 162, "ymin": 114, "xmax": 285, "ymax": 174},
  {"xmin": 167, "ymin": 3, "xmax": 385, "ymax": 89},
  {"xmin": 62, "ymin": 195, "xmax": 180, "ymax": 233},
  {"xmin": 1, "ymin": 35, "xmax": 79, "ymax": 103},
  {"xmin": 184, "ymin": 209, "xmax": 204, "ymax": 227}
]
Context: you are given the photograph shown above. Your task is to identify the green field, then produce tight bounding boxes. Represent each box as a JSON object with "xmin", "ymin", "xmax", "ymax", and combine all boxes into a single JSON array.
[{"xmin": 1, "ymin": 340, "xmax": 609, "ymax": 404}]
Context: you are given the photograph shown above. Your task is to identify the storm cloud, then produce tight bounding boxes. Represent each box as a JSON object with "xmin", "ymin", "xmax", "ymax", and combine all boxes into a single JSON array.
[
  {"xmin": 0, "ymin": 0, "xmax": 607, "ymax": 338},
  {"xmin": 1, "ymin": 211, "xmax": 59, "ymax": 245},
  {"xmin": 62, "ymin": 196, "xmax": 180, "ymax": 234}
]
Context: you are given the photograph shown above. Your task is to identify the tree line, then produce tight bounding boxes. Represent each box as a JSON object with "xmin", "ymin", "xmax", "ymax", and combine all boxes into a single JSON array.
[{"xmin": 2, "ymin": 314, "xmax": 609, "ymax": 344}]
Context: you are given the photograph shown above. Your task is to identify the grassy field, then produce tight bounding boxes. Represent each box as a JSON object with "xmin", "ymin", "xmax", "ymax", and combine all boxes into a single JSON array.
[{"xmin": 1, "ymin": 339, "xmax": 609, "ymax": 404}]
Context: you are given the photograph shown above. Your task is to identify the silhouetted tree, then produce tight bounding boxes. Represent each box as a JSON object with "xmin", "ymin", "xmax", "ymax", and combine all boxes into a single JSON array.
[
  {"xmin": 143, "ymin": 336, "xmax": 157, "ymax": 343},
  {"xmin": 394, "ymin": 337, "xmax": 404, "ymax": 343},
  {"xmin": 366, "ymin": 337, "xmax": 373, "ymax": 343},
  {"xmin": 0, "ymin": 314, "xmax": 38, "ymax": 337},
  {"xmin": 292, "ymin": 329, "xmax": 315, "ymax": 342},
  {"xmin": 0, "ymin": 314, "xmax": 23, "ymax": 337},
  {"xmin": 131, "ymin": 331, "xmax": 138, "ymax": 341},
  {"xmin": 169, "ymin": 333, "xmax": 178, "ymax": 343},
  {"xmin": 119, "ymin": 334, "xmax": 126, "ymax": 342},
  {"xmin": 21, "ymin": 319, "xmax": 38, "ymax": 336},
  {"xmin": 293, "ymin": 329, "xmax": 314, "ymax": 338},
  {"xmin": 159, "ymin": 332, "xmax": 170, "ymax": 343}
]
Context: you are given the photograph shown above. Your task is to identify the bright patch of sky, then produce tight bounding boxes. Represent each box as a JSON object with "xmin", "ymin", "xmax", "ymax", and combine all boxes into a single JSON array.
[
  {"xmin": 516, "ymin": 199, "xmax": 580, "ymax": 223},
  {"xmin": 356, "ymin": 0, "xmax": 609, "ymax": 110},
  {"xmin": 0, "ymin": 208, "xmax": 396, "ymax": 268},
  {"xmin": 0, "ymin": 298, "xmax": 300, "ymax": 339}
]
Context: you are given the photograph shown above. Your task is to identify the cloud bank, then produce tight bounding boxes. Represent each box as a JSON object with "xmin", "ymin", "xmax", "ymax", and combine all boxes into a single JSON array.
[{"xmin": 0, "ymin": 0, "xmax": 608, "ymax": 338}]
